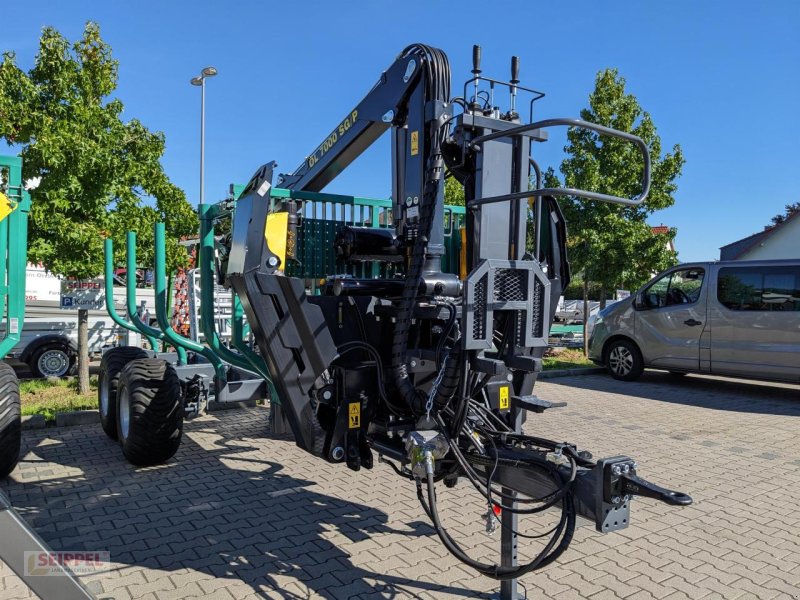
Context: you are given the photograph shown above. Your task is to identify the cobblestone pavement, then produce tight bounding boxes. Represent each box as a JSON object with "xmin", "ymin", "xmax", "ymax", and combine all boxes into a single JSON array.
[{"xmin": 2, "ymin": 371, "xmax": 800, "ymax": 599}]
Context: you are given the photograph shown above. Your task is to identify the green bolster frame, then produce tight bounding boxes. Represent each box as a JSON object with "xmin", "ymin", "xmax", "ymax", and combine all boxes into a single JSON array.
[{"xmin": 153, "ymin": 222, "xmax": 224, "ymax": 381}]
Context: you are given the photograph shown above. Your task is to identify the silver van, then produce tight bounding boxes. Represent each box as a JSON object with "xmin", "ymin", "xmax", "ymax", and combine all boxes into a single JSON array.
[{"xmin": 588, "ymin": 260, "xmax": 800, "ymax": 382}]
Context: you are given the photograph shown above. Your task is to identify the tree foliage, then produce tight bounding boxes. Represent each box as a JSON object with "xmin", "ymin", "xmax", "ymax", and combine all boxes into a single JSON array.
[
  {"xmin": 444, "ymin": 174, "xmax": 464, "ymax": 206},
  {"xmin": 770, "ymin": 201, "xmax": 800, "ymax": 226},
  {"xmin": 546, "ymin": 69, "xmax": 683, "ymax": 293},
  {"xmin": 0, "ymin": 22, "xmax": 196, "ymax": 279}
]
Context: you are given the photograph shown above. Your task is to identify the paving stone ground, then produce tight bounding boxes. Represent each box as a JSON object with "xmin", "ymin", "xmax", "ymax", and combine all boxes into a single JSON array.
[{"xmin": 2, "ymin": 371, "xmax": 800, "ymax": 599}]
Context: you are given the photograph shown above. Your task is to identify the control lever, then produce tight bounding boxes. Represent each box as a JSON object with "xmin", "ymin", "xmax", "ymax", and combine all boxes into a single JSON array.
[
  {"xmin": 510, "ymin": 55, "xmax": 520, "ymax": 115},
  {"xmin": 471, "ymin": 45, "xmax": 482, "ymax": 109},
  {"xmin": 621, "ymin": 473, "xmax": 693, "ymax": 506}
]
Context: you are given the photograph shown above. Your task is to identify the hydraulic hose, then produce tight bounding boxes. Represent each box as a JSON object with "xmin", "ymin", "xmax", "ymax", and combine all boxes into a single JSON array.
[
  {"xmin": 418, "ymin": 468, "xmax": 576, "ymax": 580},
  {"xmin": 390, "ymin": 44, "xmax": 451, "ymax": 414}
]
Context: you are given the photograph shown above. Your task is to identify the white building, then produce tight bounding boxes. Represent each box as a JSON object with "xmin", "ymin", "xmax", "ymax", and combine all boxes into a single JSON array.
[{"xmin": 719, "ymin": 211, "xmax": 799, "ymax": 260}]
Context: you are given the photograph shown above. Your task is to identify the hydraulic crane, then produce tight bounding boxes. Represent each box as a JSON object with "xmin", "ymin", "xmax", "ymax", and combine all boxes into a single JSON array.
[{"xmin": 225, "ymin": 44, "xmax": 691, "ymax": 593}]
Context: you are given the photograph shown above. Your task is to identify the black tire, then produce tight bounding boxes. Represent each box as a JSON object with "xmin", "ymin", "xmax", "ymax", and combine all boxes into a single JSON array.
[
  {"xmin": 116, "ymin": 358, "xmax": 183, "ymax": 466},
  {"xmin": 29, "ymin": 342, "xmax": 75, "ymax": 378},
  {"xmin": 0, "ymin": 362, "xmax": 22, "ymax": 479},
  {"xmin": 98, "ymin": 346, "xmax": 149, "ymax": 440},
  {"xmin": 604, "ymin": 339, "xmax": 644, "ymax": 381}
]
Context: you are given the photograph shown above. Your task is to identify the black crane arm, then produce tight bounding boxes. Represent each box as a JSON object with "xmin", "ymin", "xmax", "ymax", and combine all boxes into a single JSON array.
[{"xmin": 277, "ymin": 48, "xmax": 418, "ymax": 193}]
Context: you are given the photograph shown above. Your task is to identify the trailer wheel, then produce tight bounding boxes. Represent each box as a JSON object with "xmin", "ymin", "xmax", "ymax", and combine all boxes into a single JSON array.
[
  {"xmin": 29, "ymin": 342, "xmax": 75, "ymax": 378},
  {"xmin": 0, "ymin": 362, "xmax": 22, "ymax": 479},
  {"xmin": 116, "ymin": 358, "xmax": 183, "ymax": 466},
  {"xmin": 98, "ymin": 347, "xmax": 149, "ymax": 440}
]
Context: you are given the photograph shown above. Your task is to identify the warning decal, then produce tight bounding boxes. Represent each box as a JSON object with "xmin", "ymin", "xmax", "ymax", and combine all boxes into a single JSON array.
[
  {"xmin": 0, "ymin": 192, "xmax": 13, "ymax": 223},
  {"xmin": 348, "ymin": 402, "xmax": 361, "ymax": 429},
  {"xmin": 499, "ymin": 386, "xmax": 510, "ymax": 410}
]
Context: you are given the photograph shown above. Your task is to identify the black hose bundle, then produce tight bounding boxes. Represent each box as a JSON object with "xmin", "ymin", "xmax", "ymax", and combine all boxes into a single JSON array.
[
  {"xmin": 418, "ymin": 471, "xmax": 576, "ymax": 580},
  {"xmin": 390, "ymin": 44, "xmax": 451, "ymax": 415}
]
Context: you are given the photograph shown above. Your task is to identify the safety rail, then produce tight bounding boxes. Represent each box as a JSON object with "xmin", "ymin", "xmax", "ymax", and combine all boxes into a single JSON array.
[
  {"xmin": 467, "ymin": 118, "xmax": 651, "ymax": 208},
  {"xmin": 266, "ymin": 187, "xmax": 466, "ymax": 281}
]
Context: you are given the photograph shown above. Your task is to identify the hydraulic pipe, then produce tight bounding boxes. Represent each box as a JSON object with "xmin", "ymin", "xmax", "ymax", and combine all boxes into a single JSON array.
[
  {"xmin": 197, "ymin": 204, "xmax": 262, "ymax": 374},
  {"xmin": 103, "ymin": 239, "xmax": 158, "ymax": 349},
  {"xmin": 153, "ymin": 222, "xmax": 225, "ymax": 382},
  {"xmin": 231, "ymin": 294, "xmax": 266, "ymax": 375}
]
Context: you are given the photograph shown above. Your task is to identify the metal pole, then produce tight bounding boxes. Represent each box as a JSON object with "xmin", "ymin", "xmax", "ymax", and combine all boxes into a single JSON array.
[
  {"xmin": 500, "ymin": 404, "xmax": 523, "ymax": 600},
  {"xmin": 200, "ymin": 76, "xmax": 206, "ymax": 207}
]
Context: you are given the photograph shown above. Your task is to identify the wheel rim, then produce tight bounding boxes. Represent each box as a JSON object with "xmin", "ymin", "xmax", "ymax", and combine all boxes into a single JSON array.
[
  {"xmin": 119, "ymin": 387, "xmax": 130, "ymax": 439},
  {"xmin": 608, "ymin": 346, "xmax": 633, "ymax": 376},
  {"xmin": 99, "ymin": 373, "xmax": 110, "ymax": 417},
  {"xmin": 38, "ymin": 350, "xmax": 69, "ymax": 378}
]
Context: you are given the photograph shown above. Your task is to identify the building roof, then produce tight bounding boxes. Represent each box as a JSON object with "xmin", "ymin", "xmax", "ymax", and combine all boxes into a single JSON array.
[
  {"xmin": 651, "ymin": 224, "xmax": 670, "ymax": 235},
  {"xmin": 719, "ymin": 210, "xmax": 800, "ymax": 260}
]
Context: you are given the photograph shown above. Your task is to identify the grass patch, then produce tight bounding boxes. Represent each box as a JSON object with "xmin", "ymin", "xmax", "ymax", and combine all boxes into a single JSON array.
[
  {"xmin": 20, "ymin": 376, "xmax": 98, "ymax": 422},
  {"xmin": 543, "ymin": 348, "xmax": 595, "ymax": 371}
]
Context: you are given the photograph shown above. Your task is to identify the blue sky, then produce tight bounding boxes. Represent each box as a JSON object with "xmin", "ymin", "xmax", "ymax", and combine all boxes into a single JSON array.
[{"xmin": 2, "ymin": 1, "xmax": 798, "ymax": 262}]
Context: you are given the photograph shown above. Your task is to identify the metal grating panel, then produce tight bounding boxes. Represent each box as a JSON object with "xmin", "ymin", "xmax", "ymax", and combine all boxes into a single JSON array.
[
  {"xmin": 531, "ymin": 277, "xmax": 545, "ymax": 338},
  {"xmin": 493, "ymin": 268, "xmax": 527, "ymax": 302},
  {"xmin": 463, "ymin": 259, "xmax": 551, "ymax": 351},
  {"xmin": 472, "ymin": 273, "xmax": 488, "ymax": 339}
]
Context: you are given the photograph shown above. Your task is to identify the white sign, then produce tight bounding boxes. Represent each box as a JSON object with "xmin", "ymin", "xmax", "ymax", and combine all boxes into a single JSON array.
[
  {"xmin": 60, "ymin": 278, "xmax": 106, "ymax": 311},
  {"xmin": 615, "ymin": 289, "xmax": 631, "ymax": 300},
  {"xmin": 25, "ymin": 264, "xmax": 62, "ymax": 303}
]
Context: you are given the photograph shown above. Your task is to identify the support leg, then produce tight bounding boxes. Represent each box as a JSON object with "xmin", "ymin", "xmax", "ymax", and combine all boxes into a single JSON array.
[
  {"xmin": 270, "ymin": 403, "xmax": 290, "ymax": 435},
  {"xmin": 500, "ymin": 406, "xmax": 523, "ymax": 600}
]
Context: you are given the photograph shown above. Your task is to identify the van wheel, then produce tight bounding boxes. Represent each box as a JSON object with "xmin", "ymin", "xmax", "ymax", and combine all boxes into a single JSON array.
[
  {"xmin": 0, "ymin": 362, "xmax": 22, "ymax": 479},
  {"xmin": 98, "ymin": 347, "xmax": 149, "ymax": 440},
  {"xmin": 116, "ymin": 359, "xmax": 183, "ymax": 466},
  {"xmin": 605, "ymin": 339, "xmax": 644, "ymax": 381},
  {"xmin": 29, "ymin": 343, "xmax": 75, "ymax": 378}
]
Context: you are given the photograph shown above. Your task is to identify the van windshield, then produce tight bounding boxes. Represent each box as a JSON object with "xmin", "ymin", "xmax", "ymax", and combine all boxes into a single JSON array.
[{"xmin": 642, "ymin": 268, "xmax": 705, "ymax": 309}]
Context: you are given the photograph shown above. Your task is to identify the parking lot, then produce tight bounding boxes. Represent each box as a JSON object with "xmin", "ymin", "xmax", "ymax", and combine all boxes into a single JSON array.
[{"xmin": 2, "ymin": 372, "xmax": 800, "ymax": 600}]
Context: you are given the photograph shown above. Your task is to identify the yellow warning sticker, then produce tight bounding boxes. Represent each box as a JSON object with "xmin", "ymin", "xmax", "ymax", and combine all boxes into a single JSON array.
[
  {"xmin": 499, "ymin": 386, "xmax": 510, "ymax": 410},
  {"xmin": 410, "ymin": 131, "xmax": 419, "ymax": 156},
  {"xmin": 0, "ymin": 192, "xmax": 13, "ymax": 223},
  {"xmin": 348, "ymin": 402, "xmax": 361, "ymax": 429}
]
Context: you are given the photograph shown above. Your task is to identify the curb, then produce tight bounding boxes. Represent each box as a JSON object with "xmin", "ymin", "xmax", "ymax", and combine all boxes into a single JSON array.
[
  {"xmin": 207, "ymin": 399, "xmax": 259, "ymax": 412},
  {"xmin": 21, "ymin": 414, "xmax": 46, "ymax": 430},
  {"xmin": 539, "ymin": 367, "xmax": 605, "ymax": 379},
  {"xmin": 55, "ymin": 410, "xmax": 100, "ymax": 427},
  {"xmin": 21, "ymin": 402, "xmax": 261, "ymax": 430}
]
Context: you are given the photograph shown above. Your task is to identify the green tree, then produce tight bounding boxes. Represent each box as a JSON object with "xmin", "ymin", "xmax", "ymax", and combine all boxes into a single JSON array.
[
  {"xmin": 770, "ymin": 201, "xmax": 800, "ymax": 226},
  {"xmin": 444, "ymin": 174, "xmax": 464, "ymax": 206},
  {"xmin": 0, "ymin": 23, "xmax": 196, "ymax": 392},
  {"xmin": 546, "ymin": 69, "xmax": 683, "ymax": 307}
]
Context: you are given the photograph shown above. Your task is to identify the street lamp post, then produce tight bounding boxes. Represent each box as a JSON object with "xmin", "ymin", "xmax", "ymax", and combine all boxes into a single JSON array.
[{"xmin": 190, "ymin": 66, "xmax": 217, "ymax": 207}]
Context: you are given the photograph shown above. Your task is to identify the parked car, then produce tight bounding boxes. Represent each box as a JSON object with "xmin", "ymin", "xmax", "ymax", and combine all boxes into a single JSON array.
[{"xmin": 588, "ymin": 260, "xmax": 800, "ymax": 382}]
